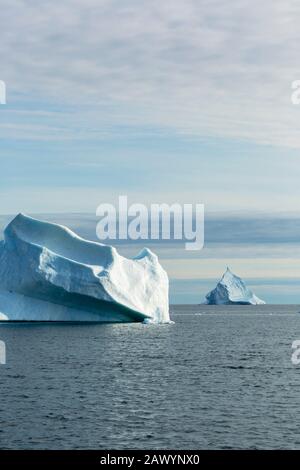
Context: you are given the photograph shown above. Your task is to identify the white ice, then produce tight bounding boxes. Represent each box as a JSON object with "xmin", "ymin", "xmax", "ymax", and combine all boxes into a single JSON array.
[
  {"xmin": 204, "ymin": 267, "xmax": 266, "ymax": 305},
  {"xmin": 0, "ymin": 214, "xmax": 170, "ymax": 322}
]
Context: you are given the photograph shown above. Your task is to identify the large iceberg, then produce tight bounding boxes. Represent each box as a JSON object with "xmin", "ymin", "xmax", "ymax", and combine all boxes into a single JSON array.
[
  {"xmin": 204, "ymin": 267, "xmax": 265, "ymax": 305},
  {"xmin": 0, "ymin": 214, "xmax": 170, "ymax": 322}
]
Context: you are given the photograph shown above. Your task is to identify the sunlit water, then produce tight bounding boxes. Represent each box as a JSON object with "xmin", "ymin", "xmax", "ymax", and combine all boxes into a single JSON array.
[{"xmin": 0, "ymin": 304, "xmax": 300, "ymax": 449}]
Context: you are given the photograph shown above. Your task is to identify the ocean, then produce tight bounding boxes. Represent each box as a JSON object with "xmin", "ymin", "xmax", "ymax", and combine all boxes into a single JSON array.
[{"xmin": 0, "ymin": 304, "xmax": 300, "ymax": 450}]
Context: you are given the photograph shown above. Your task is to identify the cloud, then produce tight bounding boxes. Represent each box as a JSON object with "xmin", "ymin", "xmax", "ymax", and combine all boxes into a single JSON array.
[{"xmin": 1, "ymin": 0, "xmax": 300, "ymax": 146}]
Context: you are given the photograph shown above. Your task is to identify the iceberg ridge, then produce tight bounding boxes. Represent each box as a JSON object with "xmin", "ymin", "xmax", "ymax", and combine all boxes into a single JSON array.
[{"xmin": 0, "ymin": 214, "xmax": 170, "ymax": 323}]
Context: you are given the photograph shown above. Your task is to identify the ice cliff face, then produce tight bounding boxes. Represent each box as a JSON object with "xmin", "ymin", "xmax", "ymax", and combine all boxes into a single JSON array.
[
  {"xmin": 205, "ymin": 267, "xmax": 265, "ymax": 305},
  {"xmin": 0, "ymin": 214, "xmax": 170, "ymax": 322}
]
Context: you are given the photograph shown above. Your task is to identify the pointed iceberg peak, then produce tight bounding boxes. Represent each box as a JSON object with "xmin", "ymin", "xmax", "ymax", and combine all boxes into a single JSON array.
[
  {"xmin": 205, "ymin": 268, "xmax": 266, "ymax": 305},
  {"xmin": 220, "ymin": 266, "xmax": 242, "ymax": 284},
  {"xmin": 221, "ymin": 266, "xmax": 233, "ymax": 278}
]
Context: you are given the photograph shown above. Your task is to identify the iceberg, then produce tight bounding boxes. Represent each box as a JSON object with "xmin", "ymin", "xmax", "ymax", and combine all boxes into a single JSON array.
[
  {"xmin": 0, "ymin": 214, "xmax": 170, "ymax": 322},
  {"xmin": 204, "ymin": 267, "xmax": 265, "ymax": 305}
]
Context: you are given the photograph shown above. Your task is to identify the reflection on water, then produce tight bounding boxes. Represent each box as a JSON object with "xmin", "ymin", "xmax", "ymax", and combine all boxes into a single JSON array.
[{"xmin": 0, "ymin": 304, "xmax": 299, "ymax": 449}]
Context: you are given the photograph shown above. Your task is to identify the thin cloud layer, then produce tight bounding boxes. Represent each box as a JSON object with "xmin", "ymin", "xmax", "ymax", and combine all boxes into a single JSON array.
[{"xmin": 1, "ymin": 0, "xmax": 300, "ymax": 146}]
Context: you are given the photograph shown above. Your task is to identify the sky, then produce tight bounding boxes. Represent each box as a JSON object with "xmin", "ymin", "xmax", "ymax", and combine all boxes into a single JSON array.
[{"xmin": 1, "ymin": 0, "xmax": 300, "ymax": 302}]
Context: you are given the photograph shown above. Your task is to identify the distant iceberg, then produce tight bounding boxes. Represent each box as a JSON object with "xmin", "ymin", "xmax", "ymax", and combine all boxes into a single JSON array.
[
  {"xmin": 204, "ymin": 267, "xmax": 265, "ymax": 305},
  {"xmin": 0, "ymin": 214, "xmax": 170, "ymax": 322}
]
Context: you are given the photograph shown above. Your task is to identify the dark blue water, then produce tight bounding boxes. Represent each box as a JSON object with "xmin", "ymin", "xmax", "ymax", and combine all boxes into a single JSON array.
[{"xmin": 0, "ymin": 305, "xmax": 300, "ymax": 449}]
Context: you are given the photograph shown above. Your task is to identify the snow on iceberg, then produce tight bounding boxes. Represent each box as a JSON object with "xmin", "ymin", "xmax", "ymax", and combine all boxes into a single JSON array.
[
  {"xmin": 0, "ymin": 214, "xmax": 170, "ymax": 322},
  {"xmin": 204, "ymin": 267, "xmax": 266, "ymax": 305}
]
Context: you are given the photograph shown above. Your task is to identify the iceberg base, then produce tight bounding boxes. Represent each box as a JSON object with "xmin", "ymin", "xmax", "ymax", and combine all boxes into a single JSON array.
[{"xmin": 0, "ymin": 289, "xmax": 148, "ymax": 323}]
